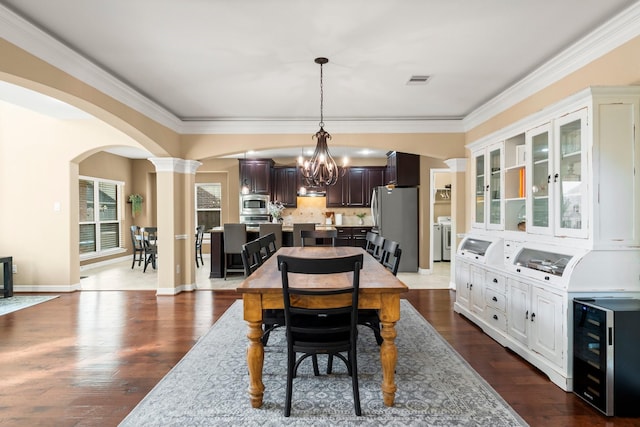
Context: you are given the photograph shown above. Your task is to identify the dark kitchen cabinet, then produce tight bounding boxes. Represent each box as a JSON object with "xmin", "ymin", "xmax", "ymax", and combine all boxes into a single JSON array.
[
  {"xmin": 239, "ymin": 159, "xmax": 273, "ymax": 194},
  {"xmin": 335, "ymin": 226, "xmax": 372, "ymax": 248},
  {"xmin": 271, "ymin": 166, "xmax": 298, "ymax": 207},
  {"xmin": 326, "ymin": 167, "xmax": 385, "ymax": 207},
  {"xmin": 386, "ymin": 151, "xmax": 420, "ymax": 187}
]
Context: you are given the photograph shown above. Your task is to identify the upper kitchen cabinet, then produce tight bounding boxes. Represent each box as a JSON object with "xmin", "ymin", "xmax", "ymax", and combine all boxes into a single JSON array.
[
  {"xmin": 326, "ymin": 167, "xmax": 386, "ymax": 207},
  {"xmin": 271, "ymin": 166, "xmax": 298, "ymax": 207},
  {"xmin": 386, "ymin": 151, "xmax": 420, "ymax": 187},
  {"xmin": 239, "ymin": 159, "xmax": 274, "ymax": 194},
  {"xmin": 472, "ymin": 142, "xmax": 503, "ymax": 230}
]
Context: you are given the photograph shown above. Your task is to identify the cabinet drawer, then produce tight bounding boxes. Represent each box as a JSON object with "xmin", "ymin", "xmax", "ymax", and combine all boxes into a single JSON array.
[
  {"xmin": 485, "ymin": 287, "xmax": 506, "ymax": 312},
  {"xmin": 485, "ymin": 273, "xmax": 506, "ymax": 293},
  {"xmin": 485, "ymin": 307, "xmax": 507, "ymax": 332},
  {"xmin": 352, "ymin": 228, "xmax": 371, "ymax": 238}
]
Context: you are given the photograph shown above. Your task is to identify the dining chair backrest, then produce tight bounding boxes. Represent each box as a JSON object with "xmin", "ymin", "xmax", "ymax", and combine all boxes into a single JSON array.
[
  {"xmin": 259, "ymin": 223, "xmax": 283, "ymax": 250},
  {"xmin": 140, "ymin": 227, "xmax": 158, "ymax": 272},
  {"xmin": 277, "ymin": 253, "xmax": 364, "ymax": 417},
  {"xmin": 258, "ymin": 232, "xmax": 278, "ymax": 260},
  {"xmin": 241, "ymin": 238, "xmax": 263, "ymax": 277},
  {"xmin": 380, "ymin": 239, "xmax": 402, "ymax": 276},
  {"xmin": 365, "ymin": 232, "xmax": 385, "ymax": 261},
  {"xmin": 292, "ymin": 223, "xmax": 316, "ymax": 246},
  {"xmin": 129, "ymin": 225, "xmax": 144, "ymax": 269},
  {"xmin": 195, "ymin": 225, "xmax": 205, "ymax": 268},
  {"xmin": 300, "ymin": 229, "xmax": 337, "ymax": 247}
]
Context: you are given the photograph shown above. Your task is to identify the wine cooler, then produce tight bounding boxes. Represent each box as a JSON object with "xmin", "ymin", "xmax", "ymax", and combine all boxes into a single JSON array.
[{"xmin": 573, "ymin": 298, "xmax": 640, "ymax": 417}]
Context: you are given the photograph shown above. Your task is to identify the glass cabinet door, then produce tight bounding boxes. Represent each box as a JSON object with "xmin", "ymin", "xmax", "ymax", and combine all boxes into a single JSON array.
[
  {"xmin": 527, "ymin": 123, "xmax": 552, "ymax": 235},
  {"xmin": 474, "ymin": 152, "xmax": 485, "ymax": 226},
  {"xmin": 488, "ymin": 144, "xmax": 503, "ymax": 229},
  {"xmin": 555, "ymin": 109, "xmax": 588, "ymax": 238}
]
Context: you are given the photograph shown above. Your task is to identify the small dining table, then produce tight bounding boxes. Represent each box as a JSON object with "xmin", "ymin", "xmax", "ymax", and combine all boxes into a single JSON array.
[{"xmin": 236, "ymin": 246, "xmax": 408, "ymax": 408}]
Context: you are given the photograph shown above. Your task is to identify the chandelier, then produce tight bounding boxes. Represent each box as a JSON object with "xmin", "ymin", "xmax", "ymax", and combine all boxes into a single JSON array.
[{"xmin": 298, "ymin": 57, "xmax": 346, "ymax": 187}]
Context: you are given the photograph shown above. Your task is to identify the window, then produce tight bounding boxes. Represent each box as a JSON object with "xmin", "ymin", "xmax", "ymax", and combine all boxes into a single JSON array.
[
  {"xmin": 80, "ymin": 177, "xmax": 123, "ymax": 257},
  {"xmin": 196, "ymin": 183, "xmax": 222, "ymax": 230}
]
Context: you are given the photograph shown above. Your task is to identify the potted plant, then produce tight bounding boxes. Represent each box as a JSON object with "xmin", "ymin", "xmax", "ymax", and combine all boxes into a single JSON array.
[
  {"xmin": 355, "ymin": 212, "xmax": 366, "ymax": 225},
  {"xmin": 268, "ymin": 200, "xmax": 285, "ymax": 223},
  {"xmin": 129, "ymin": 194, "xmax": 143, "ymax": 218}
]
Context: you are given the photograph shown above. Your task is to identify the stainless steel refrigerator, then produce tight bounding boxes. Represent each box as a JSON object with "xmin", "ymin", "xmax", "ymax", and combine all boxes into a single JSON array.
[{"xmin": 370, "ymin": 186, "xmax": 418, "ymax": 272}]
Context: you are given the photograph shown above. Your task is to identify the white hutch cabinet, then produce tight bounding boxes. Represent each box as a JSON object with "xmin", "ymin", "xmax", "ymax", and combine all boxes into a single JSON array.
[{"xmin": 455, "ymin": 86, "xmax": 640, "ymax": 392}]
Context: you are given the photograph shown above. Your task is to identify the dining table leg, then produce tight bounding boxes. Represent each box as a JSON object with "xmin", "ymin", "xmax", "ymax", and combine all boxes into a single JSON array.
[
  {"xmin": 379, "ymin": 293, "xmax": 401, "ymax": 406},
  {"xmin": 243, "ymin": 294, "xmax": 265, "ymax": 408}
]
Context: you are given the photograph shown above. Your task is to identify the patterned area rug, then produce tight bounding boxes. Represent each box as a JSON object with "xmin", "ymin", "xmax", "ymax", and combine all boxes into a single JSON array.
[
  {"xmin": 120, "ymin": 300, "xmax": 528, "ymax": 426},
  {"xmin": 0, "ymin": 295, "xmax": 59, "ymax": 316}
]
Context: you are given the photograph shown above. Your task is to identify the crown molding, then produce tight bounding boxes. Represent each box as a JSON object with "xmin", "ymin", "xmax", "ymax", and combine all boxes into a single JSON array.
[
  {"xmin": 178, "ymin": 118, "xmax": 465, "ymax": 134},
  {"xmin": 463, "ymin": 1, "xmax": 640, "ymax": 132},
  {"xmin": 0, "ymin": 4, "xmax": 182, "ymax": 130}
]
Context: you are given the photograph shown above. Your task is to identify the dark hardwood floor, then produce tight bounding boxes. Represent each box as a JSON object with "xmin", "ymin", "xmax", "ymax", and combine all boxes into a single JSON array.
[{"xmin": 0, "ymin": 289, "xmax": 636, "ymax": 426}]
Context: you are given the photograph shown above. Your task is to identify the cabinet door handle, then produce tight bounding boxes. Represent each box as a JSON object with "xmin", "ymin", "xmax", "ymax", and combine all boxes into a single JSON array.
[
  {"xmin": 547, "ymin": 175, "xmax": 551, "ymax": 183},
  {"xmin": 525, "ymin": 310, "xmax": 529, "ymax": 320},
  {"xmin": 531, "ymin": 312, "xmax": 536, "ymax": 322},
  {"xmin": 492, "ymin": 296, "xmax": 498, "ymax": 302},
  {"xmin": 516, "ymin": 268, "xmax": 521, "ymax": 273},
  {"xmin": 493, "ymin": 314, "xmax": 498, "ymax": 320},
  {"xmin": 544, "ymin": 276, "xmax": 550, "ymax": 281},
  {"xmin": 469, "ymin": 283, "xmax": 473, "ymax": 290},
  {"xmin": 486, "ymin": 185, "xmax": 490, "ymax": 191},
  {"xmin": 554, "ymin": 173, "xmax": 559, "ymax": 182},
  {"xmin": 493, "ymin": 278, "xmax": 498, "ymax": 283}
]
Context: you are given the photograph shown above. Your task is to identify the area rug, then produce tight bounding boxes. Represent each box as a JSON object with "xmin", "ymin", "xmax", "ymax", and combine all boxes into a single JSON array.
[
  {"xmin": 120, "ymin": 300, "xmax": 528, "ymax": 426},
  {"xmin": 0, "ymin": 295, "xmax": 59, "ymax": 316}
]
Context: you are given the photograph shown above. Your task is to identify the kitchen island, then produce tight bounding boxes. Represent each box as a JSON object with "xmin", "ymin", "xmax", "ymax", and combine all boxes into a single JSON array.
[{"xmin": 208, "ymin": 224, "xmax": 371, "ymax": 278}]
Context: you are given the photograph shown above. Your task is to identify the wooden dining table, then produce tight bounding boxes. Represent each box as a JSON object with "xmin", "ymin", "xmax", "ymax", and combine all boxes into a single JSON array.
[{"xmin": 236, "ymin": 246, "xmax": 408, "ymax": 408}]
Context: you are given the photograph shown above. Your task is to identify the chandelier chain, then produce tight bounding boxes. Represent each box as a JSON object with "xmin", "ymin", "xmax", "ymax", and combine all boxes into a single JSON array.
[{"xmin": 319, "ymin": 62, "xmax": 324, "ymax": 127}]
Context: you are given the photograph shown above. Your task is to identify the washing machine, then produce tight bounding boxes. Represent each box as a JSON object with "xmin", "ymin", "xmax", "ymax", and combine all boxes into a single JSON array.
[{"xmin": 437, "ymin": 216, "xmax": 452, "ymax": 261}]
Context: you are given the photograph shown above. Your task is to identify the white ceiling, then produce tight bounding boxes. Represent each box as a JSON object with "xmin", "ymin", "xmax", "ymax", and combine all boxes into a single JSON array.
[{"xmin": 0, "ymin": 0, "xmax": 637, "ymax": 159}]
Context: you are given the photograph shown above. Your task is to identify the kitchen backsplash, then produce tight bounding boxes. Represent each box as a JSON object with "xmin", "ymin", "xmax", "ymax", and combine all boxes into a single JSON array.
[{"xmin": 280, "ymin": 197, "xmax": 372, "ymax": 226}]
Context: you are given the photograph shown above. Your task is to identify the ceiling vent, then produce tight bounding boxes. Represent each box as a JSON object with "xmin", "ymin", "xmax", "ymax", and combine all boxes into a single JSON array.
[{"xmin": 407, "ymin": 75, "xmax": 431, "ymax": 85}]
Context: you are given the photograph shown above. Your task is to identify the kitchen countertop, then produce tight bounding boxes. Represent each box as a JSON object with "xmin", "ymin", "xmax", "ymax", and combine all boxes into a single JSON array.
[{"xmin": 209, "ymin": 224, "xmax": 342, "ymax": 233}]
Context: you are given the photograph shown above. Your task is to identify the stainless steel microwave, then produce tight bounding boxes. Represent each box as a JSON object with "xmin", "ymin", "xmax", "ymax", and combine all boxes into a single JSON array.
[{"xmin": 240, "ymin": 194, "xmax": 269, "ymax": 215}]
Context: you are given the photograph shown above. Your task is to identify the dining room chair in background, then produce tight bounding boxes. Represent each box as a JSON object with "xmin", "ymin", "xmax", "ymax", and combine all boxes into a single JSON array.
[
  {"xmin": 365, "ymin": 232, "xmax": 385, "ymax": 261},
  {"xmin": 278, "ymin": 253, "xmax": 364, "ymax": 417},
  {"xmin": 380, "ymin": 239, "xmax": 402, "ymax": 276},
  {"xmin": 223, "ymin": 223, "xmax": 247, "ymax": 279},
  {"xmin": 258, "ymin": 232, "xmax": 278, "ymax": 260},
  {"xmin": 241, "ymin": 238, "xmax": 263, "ymax": 277},
  {"xmin": 359, "ymin": 238, "xmax": 402, "ymax": 346},
  {"xmin": 140, "ymin": 227, "xmax": 158, "ymax": 273},
  {"xmin": 129, "ymin": 225, "xmax": 144, "ymax": 269},
  {"xmin": 292, "ymin": 223, "xmax": 315, "ymax": 246},
  {"xmin": 195, "ymin": 225, "xmax": 205, "ymax": 268},
  {"xmin": 300, "ymin": 229, "xmax": 337, "ymax": 247}
]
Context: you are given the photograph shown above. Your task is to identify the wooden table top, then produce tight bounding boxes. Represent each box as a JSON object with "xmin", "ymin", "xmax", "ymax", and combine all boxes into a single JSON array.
[{"xmin": 236, "ymin": 246, "xmax": 408, "ymax": 295}]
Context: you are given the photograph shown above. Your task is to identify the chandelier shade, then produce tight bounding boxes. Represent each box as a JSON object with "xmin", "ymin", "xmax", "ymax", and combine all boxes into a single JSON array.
[{"xmin": 298, "ymin": 57, "xmax": 346, "ymax": 187}]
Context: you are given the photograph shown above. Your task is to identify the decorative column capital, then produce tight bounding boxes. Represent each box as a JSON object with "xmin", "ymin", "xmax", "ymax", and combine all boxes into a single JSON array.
[
  {"xmin": 148, "ymin": 157, "xmax": 202, "ymax": 174},
  {"xmin": 444, "ymin": 158, "xmax": 467, "ymax": 173}
]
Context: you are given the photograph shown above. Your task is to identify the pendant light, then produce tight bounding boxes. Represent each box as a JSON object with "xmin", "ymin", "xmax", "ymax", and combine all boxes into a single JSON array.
[{"xmin": 298, "ymin": 57, "xmax": 346, "ymax": 187}]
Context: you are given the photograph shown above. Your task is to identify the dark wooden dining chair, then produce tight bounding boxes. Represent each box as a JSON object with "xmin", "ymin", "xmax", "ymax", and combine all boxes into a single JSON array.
[
  {"xmin": 292, "ymin": 223, "xmax": 316, "ymax": 246},
  {"xmin": 241, "ymin": 238, "xmax": 263, "ymax": 277},
  {"xmin": 129, "ymin": 225, "xmax": 144, "ymax": 269},
  {"xmin": 365, "ymin": 231, "xmax": 385, "ymax": 261},
  {"xmin": 140, "ymin": 227, "xmax": 158, "ymax": 272},
  {"xmin": 195, "ymin": 225, "xmax": 205, "ymax": 268},
  {"xmin": 359, "ymin": 239, "xmax": 402, "ymax": 346},
  {"xmin": 380, "ymin": 239, "xmax": 402, "ymax": 275},
  {"xmin": 258, "ymin": 232, "xmax": 278, "ymax": 261},
  {"xmin": 300, "ymin": 229, "xmax": 337, "ymax": 247},
  {"xmin": 223, "ymin": 223, "xmax": 247, "ymax": 279},
  {"xmin": 278, "ymin": 253, "xmax": 363, "ymax": 417}
]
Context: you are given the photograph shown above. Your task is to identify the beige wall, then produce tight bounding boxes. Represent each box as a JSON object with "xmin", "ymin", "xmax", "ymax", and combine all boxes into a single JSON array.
[{"xmin": 1, "ymin": 33, "xmax": 639, "ymax": 290}]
